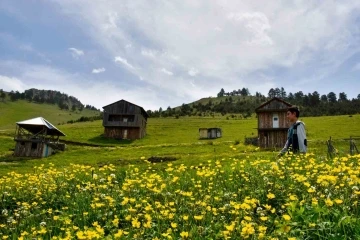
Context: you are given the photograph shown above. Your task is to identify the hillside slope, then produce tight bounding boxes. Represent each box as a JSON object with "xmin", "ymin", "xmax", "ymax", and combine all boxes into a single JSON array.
[{"xmin": 0, "ymin": 99, "xmax": 100, "ymax": 130}]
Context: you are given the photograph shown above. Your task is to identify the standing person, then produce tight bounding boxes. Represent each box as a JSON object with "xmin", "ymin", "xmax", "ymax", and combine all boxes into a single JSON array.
[{"xmin": 278, "ymin": 106, "xmax": 307, "ymax": 156}]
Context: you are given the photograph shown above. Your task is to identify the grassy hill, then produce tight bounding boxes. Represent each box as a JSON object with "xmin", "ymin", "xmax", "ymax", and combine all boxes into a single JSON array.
[
  {"xmin": 173, "ymin": 95, "xmax": 260, "ymax": 109},
  {"xmin": 0, "ymin": 99, "xmax": 100, "ymax": 131}
]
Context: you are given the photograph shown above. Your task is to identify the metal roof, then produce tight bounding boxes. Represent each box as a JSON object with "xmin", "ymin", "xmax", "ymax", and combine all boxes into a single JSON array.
[{"xmin": 16, "ymin": 117, "xmax": 66, "ymax": 136}]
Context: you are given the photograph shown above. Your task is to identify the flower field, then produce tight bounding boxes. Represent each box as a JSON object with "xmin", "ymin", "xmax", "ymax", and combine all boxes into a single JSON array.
[{"xmin": 1, "ymin": 151, "xmax": 360, "ymax": 239}]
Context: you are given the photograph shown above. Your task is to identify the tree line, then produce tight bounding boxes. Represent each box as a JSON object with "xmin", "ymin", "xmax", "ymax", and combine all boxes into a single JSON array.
[
  {"xmin": 147, "ymin": 87, "xmax": 360, "ymax": 118},
  {"xmin": 0, "ymin": 88, "xmax": 99, "ymax": 112}
]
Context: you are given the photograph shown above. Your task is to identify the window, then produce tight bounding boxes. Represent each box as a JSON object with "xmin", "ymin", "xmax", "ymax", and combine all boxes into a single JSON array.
[
  {"xmin": 31, "ymin": 142, "xmax": 37, "ymax": 149},
  {"xmin": 108, "ymin": 115, "xmax": 135, "ymax": 122},
  {"xmin": 108, "ymin": 115, "xmax": 121, "ymax": 121}
]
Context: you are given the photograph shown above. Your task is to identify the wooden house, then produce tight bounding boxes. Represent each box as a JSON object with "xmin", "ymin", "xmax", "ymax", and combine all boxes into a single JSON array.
[
  {"xmin": 102, "ymin": 100, "xmax": 148, "ymax": 140},
  {"xmin": 14, "ymin": 117, "xmax": 66, "ymax": 158},
  {"xmin": 255, "ymin": 97, "xmax": 292, "ymax": 148},
  {"xmin": 199, "ymin": 128, "xmax": 222, "ymax": 139}
]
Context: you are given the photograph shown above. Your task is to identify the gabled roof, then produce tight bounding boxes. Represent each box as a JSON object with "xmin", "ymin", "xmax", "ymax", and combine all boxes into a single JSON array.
[
  {"xmin": 102, "ymin": 99, "xmax": 149, "ymax": 117},
  {"xmin": 16, "ymin": 117, "xmax": 66, "ymax": 136},
  {"xmin": 255, "ymin": 97, "xmax": 292, "ymax": 112}
]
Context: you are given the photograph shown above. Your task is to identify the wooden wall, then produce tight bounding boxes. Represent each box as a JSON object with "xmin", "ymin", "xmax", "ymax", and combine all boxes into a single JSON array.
[
  {"xmin": 14, "ymin": 140, "xmax": 48, "ymax": 157},
  {"xmin": 258, "ymin": 130, "xmax": 288, "ymax": 148},
  {"xmin": 257, "ymin": 112, "xmax": 290, "ymax": 129},
  {"xmin": 104, "ymin": 127, "xmax": 144, "ymax": 140},
  {"xmin": 103, "ymin": 100, "xmax": 147, "ymax": 129}
]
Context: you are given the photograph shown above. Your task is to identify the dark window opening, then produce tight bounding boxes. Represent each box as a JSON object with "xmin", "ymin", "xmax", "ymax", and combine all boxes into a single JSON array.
[
  {"xmin": 108, "ymin": 115, "xmax": 121, "ymax": 121},
  {"xmin": 31, "ymin": 142, "xmax": 37, "ymax": 149},
  {"xmin": 20, "ymin": 142, "xmax": 25, "ymax": 146},
  {"xmin": 108, "ymin": 115, "xmax": 135, "ymax": 122}
]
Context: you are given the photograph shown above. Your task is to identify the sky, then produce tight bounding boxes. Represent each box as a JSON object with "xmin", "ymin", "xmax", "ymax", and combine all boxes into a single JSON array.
[{"xmin": 1, "ymin": 0, "xmax": 360, "ymax": 111}]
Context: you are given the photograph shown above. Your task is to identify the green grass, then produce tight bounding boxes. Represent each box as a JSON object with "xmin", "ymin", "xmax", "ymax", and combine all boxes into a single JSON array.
[
  {"xmin": 56, "ymin": 117, "xmax": 257, "ymax": 146},
  {"xmin": 0, "ymin": 99, "xmax": 100, "ymax": 131},
  {"xmin": 1, "ymin": 112, "xmax": 360, "ymax": 238},
  {"xmin": 0, "ymin": 114, "xmax": 359, "ymax": 175}
]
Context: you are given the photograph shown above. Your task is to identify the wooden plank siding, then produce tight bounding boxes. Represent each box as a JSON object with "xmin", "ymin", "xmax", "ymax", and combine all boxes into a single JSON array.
[
  {"xmin": 258, "ymin": 130, "xmax": 288, "ymax": 148},
  {"xmin": 103, "ymin": 100, "xmax": 148, "ymax": 140},
  {"xmin": 14, "ymin": 140, "xmax": 45, "ymax": 157},
  {"xmin": 104, "ymin": 127, "xmax": 143, "ymax": 140},
  {"xmin": 257, "ymin": 112, "xmax": 290, "ymax": 129},
  {"xmin": 255, "ymin": 97, "xmax": 293, "ymax": 149}
]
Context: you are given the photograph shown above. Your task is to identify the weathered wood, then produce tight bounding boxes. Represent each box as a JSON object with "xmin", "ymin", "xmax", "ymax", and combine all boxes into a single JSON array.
[
  {"xmin": 258, "ymin": 130, "xmax": 287, "ymax": 148},
  {"xmin": 103, "ymin": 100, "xmax": 148, "ymax": 139},
  {"xmin": 104, "ymin": 127, "xmax": 143, "ymax": 140},
  {"xmin": 14, "ymin": 140, "xmax": 50, "ymax": 158},
  {"xmin": 256, "ymin": 97, "xmax": 292, "ymax": 112},
  {"xmin": 257, "ymin": 112, "xmax": 290, "ymax": 129},
  {"xmin": 14, "ymin": 118, "xmax": 65, "ymax": 158},
  {"xmin": 256, "ymin": 98, "xmax": 293, "ymax": 149},
  {"xmin": 199, "ymin": 128, "xmax": 222, "ymax": 139}
]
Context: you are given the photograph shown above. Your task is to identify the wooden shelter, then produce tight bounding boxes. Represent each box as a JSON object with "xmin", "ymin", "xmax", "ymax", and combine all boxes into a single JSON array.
[
  {"xmin": 14, "ymin": 117, "xmax": 66, "ymax": 157},
  {"xmin": 199, "ymin": 128, "xmax": 222, "ymax": 139},
  {"xmin": 255, "ymin": 97, "xmax": 292, "ymax": 148},
  {"xmin": 102, "ymin": 100, "xmax": 148, "ymax": 140}
]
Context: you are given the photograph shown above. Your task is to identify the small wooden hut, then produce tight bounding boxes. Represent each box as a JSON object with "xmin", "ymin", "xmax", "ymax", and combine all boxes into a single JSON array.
[
  {"xmin": 199, "ymin": 128, "xmax": 222, "ymax": 139},
  {"xmin": 14, "ymin": 117, "xmax": 66, "ymax": 157},
  {"xmin": 255, "ymin": 97, "xmax": 292, "ymax": 148},
  {"xmin": 102, "ymin": 100, "xmax": 148, "ymax": 140}
]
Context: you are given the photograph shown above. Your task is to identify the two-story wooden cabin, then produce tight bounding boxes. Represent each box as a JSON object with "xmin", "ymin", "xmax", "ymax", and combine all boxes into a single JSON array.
[
  {"xmin": 102, "ymin": 100, "xmax": 148, "ymax": 140},
  {"xmin": 255, "ymin": 97, "xmax": 292, "ymax": 148}
]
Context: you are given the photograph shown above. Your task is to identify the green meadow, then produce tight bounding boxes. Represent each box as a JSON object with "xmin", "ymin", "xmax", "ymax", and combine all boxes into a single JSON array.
[
  {"xmin": 0, "ymin": 113, "xmax": 359, "ymax": 175},
  {"xmin": 1, "ymin": 105, "xmax": 360, "ymax": 239}
]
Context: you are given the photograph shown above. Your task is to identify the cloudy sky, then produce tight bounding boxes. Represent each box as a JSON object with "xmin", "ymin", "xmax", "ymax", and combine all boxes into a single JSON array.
[{"xmin": 1, "ymin": 0, "xmax": 360, "ymax": 110}]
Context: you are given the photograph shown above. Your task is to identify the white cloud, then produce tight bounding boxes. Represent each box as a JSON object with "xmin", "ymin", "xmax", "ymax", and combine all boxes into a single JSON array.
[
  {"xmin": 114, "ymin": 56, "xmax": 135, "ymax": 70},
  {"xmin": 92, "ymin": 68, "xmax": 106, "ymax": 74},
  {"xmin": 141, "ymin": 49, "xmax": 158, "ymax": 58},
  {"xmin": 0, "ymin": 61, "xmax": 165, "ymax": 110},
  {"xmin": 8, "ymin": 0, "xmax": 360, "ymax": 107},
  {"xmin": 227, "ymin": 11, "xmax": 273, "ymax": 46},
  {"xmin": 68, "ymin": 47, "xmax": 84, "ymax": 59},
  {"xmin": 160, "ymin": 68, "xmax": 173, "ymax": 76},
  {"xmin": 0, "ymin": 75, "xmax": 26, "ymax": 92},
  {"xmin": 188, "ymin": 68, "xmax": 199, "ymax": 77}
]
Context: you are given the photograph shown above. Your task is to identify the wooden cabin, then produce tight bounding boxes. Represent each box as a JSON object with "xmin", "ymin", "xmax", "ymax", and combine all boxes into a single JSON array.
[
  {"xmin": 255, "ymin": 97, "xmax": 292, "ymax": 148},
  {"xmin": 199, "ymin": 128, "xmax": 222, "ymax": 139},
  {"xmin": 14, "ymin": 117, "xmax": 66, "ymax": 158},
  {"xmin": 102, "ymin": 100, "xmax": 148, "ymax": 140}
]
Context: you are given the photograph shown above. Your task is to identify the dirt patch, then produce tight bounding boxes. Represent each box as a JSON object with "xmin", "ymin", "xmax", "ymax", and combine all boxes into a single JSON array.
[{"xmin": 147, "ymin": 156, "xmax": 178, "ymax": 163}]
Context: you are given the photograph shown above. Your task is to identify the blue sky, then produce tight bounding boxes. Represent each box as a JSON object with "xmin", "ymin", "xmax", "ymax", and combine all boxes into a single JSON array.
[{"xmin": 1, "ymin": 0, "xmax": 360, "ymax": 110}]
